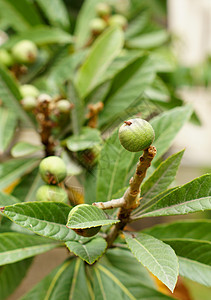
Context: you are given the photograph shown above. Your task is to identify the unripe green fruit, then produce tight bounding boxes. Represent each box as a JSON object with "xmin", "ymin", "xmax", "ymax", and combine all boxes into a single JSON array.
[
  {"xmin": 12, "ymin": 40, "xmax": 38, "ymax": 64},
  {"xmin": 0, "ymin": 49, "xmax": 13, "ymax": 67},
  {"xmin": 96, "ymin": 2, "xmax": 111, "ymax": 17},
  {"xmin": 39, "ymin": 156, "xmax": 67, "ymax": 184},
  {"xmin": 118, "ymin": 118, "xmax": 155, "ymax": 152},
  {"xmin": 108, "ymin": 14, "xmax": 128, "ymax": 30},
  {"xmin": 36, "ymin": 185, "xmax": 68, "ymax": 203},
  {"xmin": 56, "ymin": 99, "xmax": 72, "ymax": 113},
  {"xmin": 68, "ymin": 204, "xmax": 101, "ymax": 237},
  {"xmin": 21, "ymin": 96, "xmax": 37, "ymax": 111},
  {"xmin": 90, "ymin": 18, "xmax": 107, "ymax": 35},
  {"xmin": 20, "ymin": 84, "xmax": 40, "ymax": 98},
  {"xmin": 37, "ymin": 93, "xmax": 52, "ymax": 103}
]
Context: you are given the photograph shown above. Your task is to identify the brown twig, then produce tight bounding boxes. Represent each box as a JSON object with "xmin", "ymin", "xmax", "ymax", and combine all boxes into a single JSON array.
[
  {"xmin": 97, "ymin": 146, "xmax": 157, "ymax": 248},
  {"xmin": 86, "ymin": 102, "xmax": 104, "ymax": 128}
]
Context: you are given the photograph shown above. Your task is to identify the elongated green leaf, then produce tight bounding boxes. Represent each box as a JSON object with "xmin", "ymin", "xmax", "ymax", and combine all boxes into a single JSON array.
[
  {"xmin": 35, "ymin": 0, "xmax": 70, "ymax": 30},
  {"xmin": 0, "ymin": 0, "xmax": 42, "ymax": 32},
  {"xmin": 99, "ymin": 55, "xmax": 155, "ymax": 126},
  {"xmin": 184, "ymin": 279, "xmax": 211, "ymax": 300},
  {"xmin": 125, "ymin": 10, "xmax": 149, "ymax": 39},
  {"xmin": 74, "ymin": 0, "xmax": 102, "ymax": 48},
  {"xmin": 135, "ymin": 174, "xmax": 211, "ymax": 218},
  {"xmin": 11, "ymin": 142, "xmax": 43, "ymax": 158},
  {"xmin": 143, "ymin": 220, "xmax": 211, "ymax": 286},
  {"xmin": 0, "ymin": 158, "xmax": 39, "ymax": 191},
  {"xmin": 126, "ymin": 30, "xmax": 169, "ymax": 49},
  {"xmin": 96, "ymin": 129, "xmax": 135, "ymax": 203},
  {"xmin": 0, "ymin": 66, "xmax": 33, "ymax": 125},
  {"xmin": 140, "ymin": 150, "xmax": 184, "ymax": 207},
  {"xmin": 150, "ymin": 105, "xmax": 193, "ymax": 162},
  {"xmin": 66, "ymin": 237, "xmax": 107, "ymax": 264},
  {"xmin": 93, "ymin": 263, "xmax": 173, "ymax": 300},
  {"xmin": 0, "ymin": 232, "xmax": 59, "ymax": 266},
  {"xmin": 0, "ymin": 192, "xmax": 21, "ymax": 206},
  {"xmin": 76, "ymin": 26, "xmax": 124, "ymax": 98},
  {"xmin": 0, "ymin": 202, "xmax": 82, "ymax": 242},
  {"xmin": 12, "ymin": 168, "xmax": 43, "ymax": 202},
  {"xmin": 66, "ymin": 127, "xmax": 101, "ymax": 152},
  {"xmin": 2, "ymin": 26, "xmax": 73, "ymax": 49},
  {"xmin": 66, "ymin": 204, "xmax": 119, "ymax": 229},
  {"xmin": 21, "ymin": 259, "xmax": 90, "ymax": 300},
  {"xmin": 0, "ymin": 258, "xmax": 32, "ymax": 300},
  {"xmin": 124, "ymin": 232, "xmax": 179, "ymax": 292},
  {"xmin": 0, "ymin": 108, "xmax": 17, "ymax": 154}
]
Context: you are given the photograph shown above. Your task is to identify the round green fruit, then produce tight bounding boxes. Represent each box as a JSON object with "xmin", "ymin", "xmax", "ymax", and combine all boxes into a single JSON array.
[
  {"xmin": 56, "ymin": 99, "xmax": 72, "ymax": 113},
  {"xmin": 36, "ymin": 185, "xmax": 68, "ymax": 203},
  {"xmin": 96, "ymin": 2, "xmax": 111, "ymax": 17},
  {"xmin": 12, "ymin": 40, "xmax": 38, "ymax": 64},
  {"xmin": 37, "ymin": 93, "xmax": 52, "ymax": 103},
  {"xmin": 90, "ymin": 18, "xmax": 107, "ymax": 35},
  {"xmin": 21, "ymin": 96, "xmax": 37, "ymax": 111},
  {"xmin": 108, "ymin": 14, "xmax": 128, "ymax": 29},
  {"xmin": 0, "ymin": 49, "xmax": 13, "ymax": 67},
  {"xmin": 20, "ymin": 84, "xmax": 39, "ymax": 98},
  {"xmin": 39, "ymin": 156, "xmax": 67, "ymax": 184},
  {"xmin": 118, "ymin": 118, "xmax": 155, "ymax": 152}
]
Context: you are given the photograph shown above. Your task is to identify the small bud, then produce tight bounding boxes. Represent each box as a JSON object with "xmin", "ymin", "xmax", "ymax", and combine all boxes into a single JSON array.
[
  {"xmin": 0, "ymin": 49, "xmax": 13, "ymax": 67},
  {"xmin": 90, "ymin": 18, "xmax": 107, "ymax": 35},
  {"xmin": 39, "ymin": 156, "xmax": 67, "ymax": 184},
  {"xmin": 12, "ymin": 40, "xmax": 38, "ymax": 64},
  {"xmin": 37, "ymin": 93, "xmax": 52, "ymax": 104},
  {"xmin": 36, "ymin": 185, "xmax": 68, "ymax": 203},
  {"xmin": 108, "ymin": 14, "xmax": 128, "ymax": 30},
  {"xmin": 96, "ymin": 2, "xmax": 111, "ymax": 17},
  {"xmin": 56, "ymin": 99, "xmax": 72, "ymax": 113},
  {"xmin": 21, "ymin": 96, "xmax": 37, "ymax": 111},
  {"xmin": 20, "ymin": 84, "xmax": 40, "ymax": 98}
]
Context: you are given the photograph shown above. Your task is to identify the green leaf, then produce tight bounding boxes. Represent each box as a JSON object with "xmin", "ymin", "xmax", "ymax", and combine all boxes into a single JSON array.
[
  {"xmin": 0, "ymin": 232, "xmax": 59, "ymax": 266},
  {"xmin": 0, "ymin": 158, "xmax": 39, "ymax": 191},
  {"xmin": 76, "ymin": 26, "xmax": 124, "ymax": 98},
  {"xmin": 184, "ymin": 279, "xmax": 211, "ymax": 300},
  {"xmin": 35, "ymin": 0, "xmax": 70, "ymax": 30},
  {"xmin": 125, "ymin": 10, "xmax": 149, "ymax": 39},
  {"xmin": 11, "ymin": 142, "xmax": 43, "ymax": 158},
  {"xmin": 2, "ymin": 26, "xmax": 73, "ymax": 49},
  {"xmin": 74, "ymin": 0, "xmax": 102, "ymax": 48},
  {"xmin": 66, "ymin": 127, "xmax": 102, "ymax": 152},
  {"xmin": 96, "ymin": 129, "xmax": 135, "ymax": 203},
  {"xmin": 143, "ymin": 220, "xmax": 211, "ymax": 286},
  {"xmin": 150, "ymin": 105, "xmax": 193, "ymax": 162},
  {"xmin": 12, "ymin": 168, "xmax": 43, "ymax": 202},
  {"xmin": 67, "ymin": 204, "xmax": 119, "ymax": 229},
  {"xmin": 0, "ymin": 258, "xmax": 32, "ymax": 300},
  {"xmin": 0, "ymin": 66, "xmax": 34, "ymax": 126},
  {"xmin": 21, "ymin": 259, "xmax": 91, "ymax": 300},
  {"xmin": 140, "ymin": 150, "xmax": 184, "ymax": 207},
  {"xmin": 124, "ymin": 232, "xmax": 179, "ymax": 292},
  {"xmin": 126, "ymin": 30, "xmax": 169, "ymax": 49},
  {"xmin": 0, "ymin": 192, "xmax": 21, "ymax": 206},
  {"xmin": 0, "ymin": 108, "xmax": 17, "ymax": 154},
  {"xmin": 99, "ymin": 55, "xmax": 155, "ymax": 126},
  {"xmin": 0, "ymin": 0, "xmax": 42, "ymax": 32},
  {"xmin": 61, "ymin": 151, "xmax": 83, "ymax": 176},
  {"xmin": 66, "ymin": 237, "xmax": 107, "ymax": 264},
  {"xmin": 136, "ymin": 174, "xmax": 211, "ymax": 218},
  {"xmin": 1, "ymin": 202, "xmax": 82, "ymax": 242},
  {"xmin": 93, "ymin": 263, "xmax": 173, "ymax": 300}
]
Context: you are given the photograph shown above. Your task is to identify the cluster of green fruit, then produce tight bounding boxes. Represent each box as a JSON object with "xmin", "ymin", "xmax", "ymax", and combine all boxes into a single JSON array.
[
  {"xmin": 19, "ymin": 83, "xmax": 72, "ymax": 114},
  {"xmin": 89, "ymin": 2, "xmax": 128, "ymax": 36},
  {"xmin": 0, "ymin": 39, "xmax": 38, "ymax": 68},
  {"xmin": 36, "ymin": 156, "xmax": 68, "ymax": 203}
]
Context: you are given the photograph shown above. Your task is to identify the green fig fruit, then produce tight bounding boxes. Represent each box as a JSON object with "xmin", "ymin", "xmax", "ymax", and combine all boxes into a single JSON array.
[
  {"xmin": 36, "ymin": 185, "xmax": 68, "ymax": 203},
  {"xmin": 56, "ymin": 99, "xmax": 72, "ymax": 113},
  {"xmin": 12, "ymin": 40, "xmax": 38, "ymax": 64},
  {"xmin": 20, "ymin": 84, "xmax": 40, "ymax": 98},
  {"xmin": 118, "ymin": 118, "xmax": 155, "ymax": 152},
  {"xmin": 39, "ymin": 156, "xmax": 67, "ymax": 184},
  {"xmin": 0, "ymin": 49, "xmax": 14, "ymax": 67},
  {"xmin": 108, "ymin": 14, "xmax": 128, "ymax": 30},
  {"xmin": 96, "ymin": 2, "xmax": 111, "ymax": 17},
  {"xmin": 90, "ymin": 18, "xmax": 107, "ymax": 35},
  {"xmin": 21, "ymin": 96, "xmax": 37, "ymax": 111}
]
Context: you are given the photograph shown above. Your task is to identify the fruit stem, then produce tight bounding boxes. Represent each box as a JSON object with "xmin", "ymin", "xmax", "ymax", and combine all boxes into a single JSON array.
[
  {"xmin": 103, "ymin": 145, "xmax": 157, "ymax": 247},
  {"xmin": 86, "ymin": 102, "xmax": 104, "ymax": 128}
]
